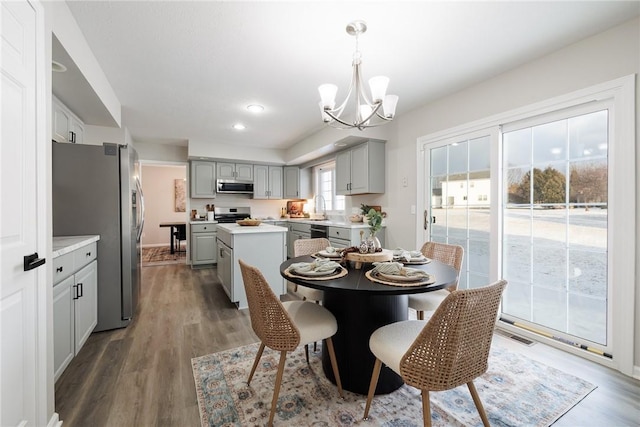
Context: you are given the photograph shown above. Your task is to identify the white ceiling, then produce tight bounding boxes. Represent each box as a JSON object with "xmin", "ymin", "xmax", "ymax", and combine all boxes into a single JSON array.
[{"xmin": 54, "ymin": 1, "xmax": 639, "ymax": 151}]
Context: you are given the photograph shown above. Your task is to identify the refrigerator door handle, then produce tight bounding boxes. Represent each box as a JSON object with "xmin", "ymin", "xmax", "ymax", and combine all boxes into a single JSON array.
[{"xmin": 136, "ymin": 177, "xmax": 145, "ymax": 242}]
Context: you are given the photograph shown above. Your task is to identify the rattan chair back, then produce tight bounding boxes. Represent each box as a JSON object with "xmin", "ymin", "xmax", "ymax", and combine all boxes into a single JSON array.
[
  {"xmin": 294, "ymin": 237, "xmax": 331, "ymax": 257},
  {"xmin": 239, "ymin": 259, "xmax": 300, "ymax": 352},
  {"xmin": 400, "ymin": 280, "xmax": 507, "ymax": 392},
  {"xmin": 420, "ymin": 242, "xmax": 464, "ymax": 290}
]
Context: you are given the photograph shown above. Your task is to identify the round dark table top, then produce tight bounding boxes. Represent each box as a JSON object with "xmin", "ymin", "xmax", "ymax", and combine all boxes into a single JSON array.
[{"xmin": 280, "ymin": 255, "xmax": 458, "ymax": 295}]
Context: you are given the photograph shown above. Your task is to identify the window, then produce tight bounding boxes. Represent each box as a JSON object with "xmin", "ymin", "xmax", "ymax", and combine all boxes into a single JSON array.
[{"xmin": 314, "ymin": 161, "xmax": 345, "ymax": 212}]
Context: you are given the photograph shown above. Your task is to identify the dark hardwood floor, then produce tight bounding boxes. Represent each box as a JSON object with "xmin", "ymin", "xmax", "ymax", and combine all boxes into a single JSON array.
[{"xmin": 55, "ymin": 263, "xmax": 640, "ymax": 426}]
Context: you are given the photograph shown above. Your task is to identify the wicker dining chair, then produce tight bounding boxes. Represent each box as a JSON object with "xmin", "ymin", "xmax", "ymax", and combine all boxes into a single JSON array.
[
  {"xmin": 292, "ymin": 237, "xmax": 330, "ymax": 303},
  {"xmin": 239, "ymin": 259, "xmax": 343, "ymax": 426},
  {"xmin": 363, "ymin": 280, "xmax": 507, "ymax": 427},
  {"xmin": 408, "ymin": 242, "xmax": 464, "ymax": 320}
]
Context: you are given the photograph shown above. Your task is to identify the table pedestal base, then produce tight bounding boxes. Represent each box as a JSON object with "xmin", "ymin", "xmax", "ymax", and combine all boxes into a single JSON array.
[{"xmin": 322, "ymin": 290, "xmax": 408, "ymax": 395}]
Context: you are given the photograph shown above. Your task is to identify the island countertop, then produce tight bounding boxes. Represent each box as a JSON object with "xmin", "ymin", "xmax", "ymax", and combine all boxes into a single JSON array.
[
  {"xmin": 216, "ymin": 223, "xmax": 288, "ymax": 234},
  {"xmin": 53, "ymin": 235, "xmax": 100, "ymax": 258}
]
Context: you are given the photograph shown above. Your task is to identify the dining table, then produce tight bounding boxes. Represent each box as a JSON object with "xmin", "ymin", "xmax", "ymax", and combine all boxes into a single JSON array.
[
  {"xmin": 159, "ymin": 221, "xmax": 186, "ymax": 254},
  {"xmin": 280, "ymin": 253, "xmax": 458, "ymax": 395}
]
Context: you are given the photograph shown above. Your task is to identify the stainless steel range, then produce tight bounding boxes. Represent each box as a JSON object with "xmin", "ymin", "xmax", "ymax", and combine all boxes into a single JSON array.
[{"xmin": 214, "ymin": 207, "xmax": 251, "ymax": 223}]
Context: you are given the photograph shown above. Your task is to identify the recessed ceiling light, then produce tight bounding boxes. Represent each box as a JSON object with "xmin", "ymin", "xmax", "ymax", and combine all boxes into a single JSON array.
[
  {"xmin": 247, "ymin": 104, "xmax": 264, "ymax": 113},
  {"xmin": 52, "ymin": 60, "xmax": 67, "ymax": 72},
  {"xmin": 233, "ymin": 123, "xmax": 246, "ymax": 131}
]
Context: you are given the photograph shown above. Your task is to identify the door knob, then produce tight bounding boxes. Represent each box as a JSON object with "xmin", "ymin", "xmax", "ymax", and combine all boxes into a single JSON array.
[{"xmin": 24, "ymin": 253, "xmax": 45, "ymax": 271}]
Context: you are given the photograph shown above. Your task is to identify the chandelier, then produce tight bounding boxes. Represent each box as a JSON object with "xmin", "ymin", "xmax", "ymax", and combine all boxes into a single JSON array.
[{"xmin": 318, "ymin": 20, "xmax": 399, "ymax": 130}]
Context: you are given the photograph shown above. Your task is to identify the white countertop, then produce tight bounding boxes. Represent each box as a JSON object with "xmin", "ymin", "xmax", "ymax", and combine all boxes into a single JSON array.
[
  {"xmin": 190, "ymin": 220, "xmax": 218, "ymax": 224},
  {"xmin": 53, "ymin": 235, "xmax": 100, "ymax": 258},
  {"xmin": 283, "ymin": 219, "xmax": 383, "ymax": 229},
  {"xmin": 216, "ymin": 223, "xmax": 288, "ymax": 234}
]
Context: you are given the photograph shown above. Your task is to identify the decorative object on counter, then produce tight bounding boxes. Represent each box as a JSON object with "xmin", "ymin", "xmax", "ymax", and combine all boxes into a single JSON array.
[
  {"xmin": 174, "ymin": 179, "xmax": 186, "ymax": 212},
  {"xmin": 191, "ymin": 209, "xmax": 198, "ymax": 219},
  {"xmin": 359, "ymin": 230, "xmax": 368, "ymax": 254},
  {"xmin": 317, "ymin": 20, "xmax": 398, "ymax": 130},
  {"xmin": 349, "ymin": 213, "xmax": 363, "ymax": 222},
  {"xmin": 287, "ymin": 200, "xmax": 305, "ymax": 218},
  {"xmin": 280, "ymin": 207, "xmax": 287, "ymax": 218},
  {"xmin": 236, "ymin": 218, "xmax": 261, "ymax": 226}
]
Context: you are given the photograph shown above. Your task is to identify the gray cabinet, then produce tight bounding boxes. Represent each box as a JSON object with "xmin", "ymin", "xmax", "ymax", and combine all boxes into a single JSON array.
[
  {"xmin": 191, "ymin": 223, "xmax": 217, "ymax": 265},
  {"xmin": 328, "ymin": 226, "xmax": 386, "ymax": 249},
  {"xmin": 283, "ymin": 166, "xmax": 311, "ymax": 199},
  {"xmin": 336, "ymin": 140, "xmax": 385, "ymax": 195},
  {"xmin": 254, "ymin": 165, "xmax": 283, "ymax": 199},
  {"xmin": 217, "ymin": 162, "xmax": 253, "ymax": 181},
  {"xmin": 53, "ymin": 241, "xmax": 98, "ymax": 382},
  {"xmin": 190, "ymin": 161, "xmax": 216, "ymax": 198}
]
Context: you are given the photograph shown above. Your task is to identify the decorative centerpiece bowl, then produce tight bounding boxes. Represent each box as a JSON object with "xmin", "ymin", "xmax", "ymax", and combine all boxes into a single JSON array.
[
  {"xmin": 349, "ymin": 214, "xmax": 363, "ymax": 223},
  {"xmin": 236, "ymin": 219, "xmax": 261, "ymax": 226}
]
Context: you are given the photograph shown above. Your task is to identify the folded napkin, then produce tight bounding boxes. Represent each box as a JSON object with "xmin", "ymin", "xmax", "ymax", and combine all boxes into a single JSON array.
[
  {"xmin": 371, "ymin": 262, "xmax": 429, "ymax": 278},
  {"xmin": 392, "ymin": 248, "xmax": 424, "ymax": 262},
  {"xmin": 290, "ymin": 258, "xmax": 341, "ymax": 273}
]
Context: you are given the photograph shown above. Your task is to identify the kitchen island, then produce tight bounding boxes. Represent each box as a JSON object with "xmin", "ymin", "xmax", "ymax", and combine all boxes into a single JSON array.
[{"xmin": 216, "ymin": 223, "xmax": 288, "ymax": 309}]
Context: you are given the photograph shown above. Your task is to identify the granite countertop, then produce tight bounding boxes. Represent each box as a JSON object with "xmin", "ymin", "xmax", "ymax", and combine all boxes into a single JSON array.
[
  {"xmin": 53, "ymin": 235, "xmax": 100, "ymax": 258},
  {"xmin": 216, "ymin": 223, "xmax": 288, "ymax": 234}
]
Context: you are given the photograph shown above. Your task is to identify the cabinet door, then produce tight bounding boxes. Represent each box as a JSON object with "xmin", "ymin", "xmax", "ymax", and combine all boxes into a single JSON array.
[
  {"xmin": 335, "ymin": 149, "xmax": 352, "ymax": 195},
  {"xmin": 191, "ymin": 161, "xmax": 216, "ymax": 198},
  {"xmin": 283, "ymin": 167, "xmax": 300, "ymax": 198},
  {"xmin": 268, "ymin": 166, "xmax": 283, "ymax": 199},
  {"xmin": 217, "ymin": 242, "xmax": 233, "ymax": 299},
  {"xmin": 216, "ymin": 162, "xmax": 236, "ymax": 179},
  {"xmin": 52, "ymin": 101, "xmax": 70, "ymax": 143},
  {"xmin": 253, "ymin": 165, "xmax": 269, "ymax": 199},
  {"xmin": 235, "ymin": 163, "xmax": 253, "ymax": 181},
  {"xmin": 74, "ymin": 260, "xmax": 98, "ymax": 354},
  {"xmin": 349, "ymin": 143, "xmax": 369, "ymax": 194},
  {"xmin": 53, "ymin": 276, "xmax": 74, "ymax": 382},
  {"xmin": 193, "ymin": 232, "xmax": 217, "ymax": 264}
]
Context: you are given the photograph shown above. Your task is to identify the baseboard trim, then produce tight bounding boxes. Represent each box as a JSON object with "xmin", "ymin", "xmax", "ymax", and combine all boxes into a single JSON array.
[{"xmin": 47, "ymin": 412, "xmax": 63, "ymax": 427}]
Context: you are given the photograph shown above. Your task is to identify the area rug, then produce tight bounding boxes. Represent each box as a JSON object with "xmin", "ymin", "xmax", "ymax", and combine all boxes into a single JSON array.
[
  {"xmin": 141, "ymin": 245, "xmax": 186, "ymax": 265},
  {"xmin": 191, "ymin": 340, "xmax": 596, "ymax": 426}
]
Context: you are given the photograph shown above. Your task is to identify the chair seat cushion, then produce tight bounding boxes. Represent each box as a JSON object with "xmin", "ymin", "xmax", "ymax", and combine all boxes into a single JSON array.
[
  {"xmin": 295, "ymin": 285, "xmax": 324, "ymax": 302},
  {"xmin": 369, "ymin": 320, "xmax": 427, "ymax": 375},
  {"xmin": 282, "ymin": 301, "xmax": 337, "ymax": 346},
  {"xmin": 408, "ymin": 289, "xmax": 449, "ymax": 312}
]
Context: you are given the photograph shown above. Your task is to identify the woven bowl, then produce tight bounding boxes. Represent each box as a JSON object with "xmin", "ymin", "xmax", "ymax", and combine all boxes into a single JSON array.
[{"xmin": 236, "ymin": 219, "xmax": 261, "ymax": 226}]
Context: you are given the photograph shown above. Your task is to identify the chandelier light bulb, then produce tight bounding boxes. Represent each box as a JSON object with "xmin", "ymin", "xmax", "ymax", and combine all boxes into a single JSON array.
[
  {"xmin": 318, "ymin": 84, "xmax": 338, "ymax": 110},
  {"xmin": 368, "ymin": 76, "xmax": 389, "ymax": 103},
  {"xmin": 383, "ymin": 94, "xmax": 399, "ymax": 118}
]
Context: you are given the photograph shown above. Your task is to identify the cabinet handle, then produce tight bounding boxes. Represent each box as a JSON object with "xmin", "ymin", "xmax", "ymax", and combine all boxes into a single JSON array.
[
  {"xmin": 77, "ymin": 282, "xmax": 83, "ymax": 298},
  {"xmin": 56, "ymin": 266, "xmax": 63, "ymax": 273},
  {"xmin": 73, "ymin": 284, "xmax": 79, "ymax": 300},
  {"xmin": 86, "ymin": 251, "xmax": 91, "ymax": 257}
]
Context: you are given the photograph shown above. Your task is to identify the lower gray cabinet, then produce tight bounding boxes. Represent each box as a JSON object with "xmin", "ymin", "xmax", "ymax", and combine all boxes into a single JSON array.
[
  {"xmin": 53, "ymin": 241, "xmax": 98, "ymax": 382},
  {"xmin": 191, "ymin": 223, "xmax": 218, "ymax": 265}
]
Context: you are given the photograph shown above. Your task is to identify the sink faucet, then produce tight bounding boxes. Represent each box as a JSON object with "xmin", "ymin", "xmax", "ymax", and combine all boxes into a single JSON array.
[{"xmin": 314, "ymin": 194, "xmax": 326, "ymax": 219}]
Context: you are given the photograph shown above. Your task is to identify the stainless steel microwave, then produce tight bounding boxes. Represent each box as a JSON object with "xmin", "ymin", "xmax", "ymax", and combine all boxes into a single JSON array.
[{"xmin": 216, "ymin": 179, "xmax": 254, "ymax": 194}]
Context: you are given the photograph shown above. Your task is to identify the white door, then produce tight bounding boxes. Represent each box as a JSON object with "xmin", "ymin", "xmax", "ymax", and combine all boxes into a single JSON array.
[{"xmin": 1, "ymin": 1, "xmax": 47, "ymax": 426}]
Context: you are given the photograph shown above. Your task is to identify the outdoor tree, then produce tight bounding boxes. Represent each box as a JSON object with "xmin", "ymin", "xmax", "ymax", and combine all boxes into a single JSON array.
[{"xmin": 516, "ymin": 166, "xmax": 566, "ymax": 204}]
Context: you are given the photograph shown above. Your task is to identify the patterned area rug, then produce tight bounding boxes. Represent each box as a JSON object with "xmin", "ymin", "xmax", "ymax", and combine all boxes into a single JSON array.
[
  {"xmin": 142, "ymin": 245, "xmax": 186, "ymax": 265},
  {"xmin": 192, "ymin": 340, "xmax": 596, "ymax": 426}
]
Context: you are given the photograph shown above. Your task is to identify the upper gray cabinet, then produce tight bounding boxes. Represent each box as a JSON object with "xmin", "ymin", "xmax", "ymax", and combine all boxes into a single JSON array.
[
  {"xmin": 191, "ymin": 160, "xmax": 216, "ymax": 198},
  {"xmin": 53, "ymin": 96, "xmax": 84, "ymax": 144},
  {"xmin": 336, "ymin": 140, "xmax": 385, "ymax": 195},
  {"xmin": 283, "ymin": 166, "xmax": 311, "ymax": 199},
  {"xmin": 254, "ymin": 165, "xmax": 283, "ymax": 199},
  {"xmin": 217, "ymin": 162, "xmax": 253, "ymax": 181}
]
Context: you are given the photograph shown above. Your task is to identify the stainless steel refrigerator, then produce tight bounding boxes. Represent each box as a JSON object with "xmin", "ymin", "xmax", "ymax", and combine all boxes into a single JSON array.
[{"xmin": 53, "ymin": 142, "xmax": 144, "ymax": 331}]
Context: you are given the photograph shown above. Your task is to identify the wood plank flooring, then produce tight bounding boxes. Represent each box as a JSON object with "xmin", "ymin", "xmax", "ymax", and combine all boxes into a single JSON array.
[{"xmin": 55, "ymin": 263, "xmax": 640, "ymax": 426}]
